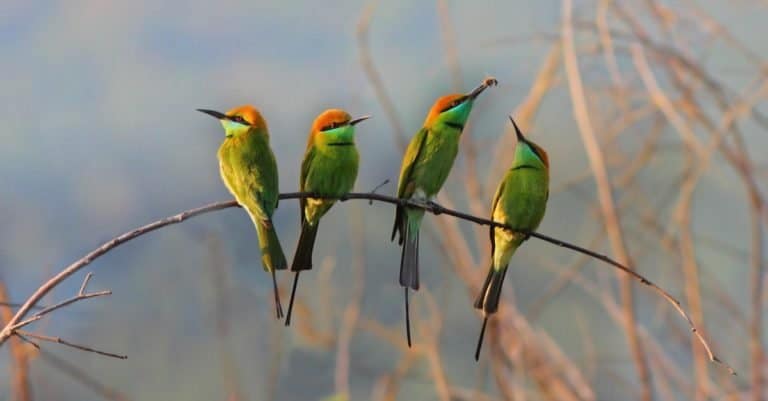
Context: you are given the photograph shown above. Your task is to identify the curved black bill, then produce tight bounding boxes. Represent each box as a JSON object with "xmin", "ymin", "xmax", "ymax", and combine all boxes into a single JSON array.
[
  {"xmin": 197, "ymin": 109, "xmax": 227, "ymax": 120},
  {"xmin": 467, "ymin": 77, "xmax": 499, "ymax": 100},
  {"xmin": 509, "ymin": 116, "xmax": 526, "ymax": 142},
  {"xmin": 349, "ymin": 115, "xmax": 372, "ymax": 126}
]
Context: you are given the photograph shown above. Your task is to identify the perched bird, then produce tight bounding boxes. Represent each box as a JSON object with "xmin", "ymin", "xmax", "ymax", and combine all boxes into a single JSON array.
[
  {"xmin": 197, "ymin": 105, "xmax": 288, "ymax": 319},
  {"xmin": 284, "ymin": 109, "xmax": 370, "ymax": 326},
  {"xmin": 474, "ymin": 117, "xmax": 549, "ymax": 360},
  {"xmin": 392, "ymin": 77, "xmax": 497, "ymax": 346}
]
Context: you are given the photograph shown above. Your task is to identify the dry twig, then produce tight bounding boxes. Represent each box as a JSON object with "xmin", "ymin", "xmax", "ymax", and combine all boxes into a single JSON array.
[
  {"xmin": 0, "ymin": 192, "xmax": 734, "ymax": 374},
  {"xmin": 15, "ymin": 330, "xmax": 126, "ymax": 360}
]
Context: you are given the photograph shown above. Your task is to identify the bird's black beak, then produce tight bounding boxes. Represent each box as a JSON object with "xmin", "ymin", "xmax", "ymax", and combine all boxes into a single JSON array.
[
  {"xmin": 197, "ymin": 109, "xmax": 228, "ymax": 120},
  {"xmin": 467, "ymin": 77, "xmax": 499, "ymax": 100},
  {"xmin": 349, "ymin": 115, "xmax": 372, "ymax": 126},
  {"xmin": 509, "ymin": 116, "xmax": 526, "ymax": 143}
]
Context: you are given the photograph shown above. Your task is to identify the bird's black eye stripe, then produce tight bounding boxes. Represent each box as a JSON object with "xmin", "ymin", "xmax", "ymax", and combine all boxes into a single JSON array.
[
  {"xmin": 230, "ymin": 116, "xmax": 248, "ymax": 124},
  {"xmin": 321, "ymin": 120, "xmax": 350, "ymax": 132},
  {"xmin": 528, "ymin": 144, "xmax": 543, "ymax": 160},
  {"xmin": 440, "ymin": 97, "xmax": 466, "ymax": 113}
]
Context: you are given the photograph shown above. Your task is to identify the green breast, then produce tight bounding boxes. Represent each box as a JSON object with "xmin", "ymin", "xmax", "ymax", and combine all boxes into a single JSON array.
[
  {"xmin": 304, "ymin": 146, "xmax": 359, "ymax": 196},
  {"xmin": 302, "ymin": 146, "xmax": 359, "ymax": 224},
  {"xmin": 410, "ymin": 128, "xmax": 461, "ymax": 196},
  {"xmin": 496, "ymin": 167, "xmax": 549, "ymax": 232}
]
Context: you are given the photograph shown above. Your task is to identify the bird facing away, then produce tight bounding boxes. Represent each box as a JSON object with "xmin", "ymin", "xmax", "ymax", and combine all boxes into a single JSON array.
[
  {"xmin": 197, "ymin": 105, "xmax": 288, "ymax": 319},
  {"xmin": 284, "ymin": 109, "xmax": 370, "ymax": 326},
  {"xmin": 391, "ymin": 77, "xmax": 498, "ymax": 347},
  {"xmin": 474, "ymin": 117, "xmax": 549, "ymax": 360}
]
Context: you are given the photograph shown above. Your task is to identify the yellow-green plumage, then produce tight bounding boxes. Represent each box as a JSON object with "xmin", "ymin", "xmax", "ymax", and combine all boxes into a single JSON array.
[
  {"xmin": 217, "ymin": 131, "xmax": 285, "ymax": 269},
  {"xmin": 474, "ymin": 117, "xmax": 549, "ymax": 360},
  {"xmin": 392, "ymin": 78, "xmax": 497, "ymax": 346},
  {"xmin": 285, "ymin": 109, "xmax": 369, "ymax": 326},
  {"xmin": 198, "ymin": 105, "xmax": 287, "ymax": 319}
]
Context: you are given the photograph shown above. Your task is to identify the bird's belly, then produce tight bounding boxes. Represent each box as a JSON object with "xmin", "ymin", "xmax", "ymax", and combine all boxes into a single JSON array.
[
  {"xmin": 491, "ymin": 173, "xmax": 549, "ymax": 267},
  {"xmin": 303, "ymin": 150, "xmax": 359, "ymax": 223},
  {"xmin": 305, "ymin": 151, "xmax": 358, "ymax": 197}
]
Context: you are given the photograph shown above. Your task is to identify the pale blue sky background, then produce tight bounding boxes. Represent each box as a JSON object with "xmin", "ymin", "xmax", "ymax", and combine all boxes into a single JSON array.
[{"xmin": 0, "ymin": 1, "xmax": 765, "ymax": 400}]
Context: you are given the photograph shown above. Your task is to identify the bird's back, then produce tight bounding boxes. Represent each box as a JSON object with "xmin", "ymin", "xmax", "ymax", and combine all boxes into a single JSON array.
[{"xmin": 402, "ymin": 126, "xmax": 461, "ymax": 198}]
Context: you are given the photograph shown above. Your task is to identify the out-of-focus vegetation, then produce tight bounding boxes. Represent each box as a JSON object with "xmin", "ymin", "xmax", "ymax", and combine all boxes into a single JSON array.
[{"xmin": 1, "ymin": 1, "xmax": 767, "ymax": 400}]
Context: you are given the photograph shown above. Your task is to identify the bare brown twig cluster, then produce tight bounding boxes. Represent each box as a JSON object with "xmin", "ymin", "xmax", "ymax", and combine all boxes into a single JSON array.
[
  {"xmin": 1, "ymin": 1, "xmax": 763, "ymax": 399},
  {"xmin": 340, "ymin": 0, "xmax": 762, "ymax": 399},
  {"xmin": 0, "ymin": 190, "xmax": 733, "ymax": 397}
]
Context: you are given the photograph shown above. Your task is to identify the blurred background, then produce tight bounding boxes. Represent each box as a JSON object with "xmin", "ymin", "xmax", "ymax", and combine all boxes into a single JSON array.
[{"xmin": 1, "ymin": 0, "xmax": 766, "ymax": 400}]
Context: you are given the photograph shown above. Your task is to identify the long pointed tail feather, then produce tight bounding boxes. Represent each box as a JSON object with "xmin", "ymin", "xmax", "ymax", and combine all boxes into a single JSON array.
[
  {"xmin": 256, "ymin": 220, "xmax": 286, "ymax": 319},
  {"xmin": 291, "ymin": 221, "xmax": 319, "ymax": 271},
  {"xmin": 271, "ymin": 270, "xmax": 283, "ymax": 319},
  {"xmin": 399, "ymin": 221, "xmax": 420, "ymax": 290},
  {"xmin": 473, "ymin": 265, "xmax": 508, "ymax": 314},
  {"xmin": 404, "ymin": 288, "xmax": 412, "ymax": 347},
  {"xmin": 284, "ymin": 271, "xmax": 300, "ymax": 326},
  {"xmin": 256, "ymin": 220, "xmax": 288, "ymax": 271},
  {"xmin": 473, "ymin": 265, "xmax": 508, "ymax": 359},
  {"xmin": 399, "ymin": 212, "xmax": 421, "ymax": 348},
  {"xmin": 475, "ymin": 316, "xmax": 489, "ymax": 361},
  {"xmin": 285, "ymin": 221, "xmax": 319, "ymax": 326}
]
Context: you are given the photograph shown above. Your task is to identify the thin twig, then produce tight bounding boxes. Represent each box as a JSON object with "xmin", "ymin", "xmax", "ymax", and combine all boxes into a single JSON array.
[
  {"xmin": 0, "ymin": 192, "xmax": 734, "ymax": 373},
  {"xmin": 0, "ymin": 201, "xmax": 235, "ymax": 346},
  {"xmin": 15, "ymin": 330, "xmax": 127, "ymax": 359},
  {"xmin": 7, "ymin": 273, "xmax": 111, "ymax": 333}
]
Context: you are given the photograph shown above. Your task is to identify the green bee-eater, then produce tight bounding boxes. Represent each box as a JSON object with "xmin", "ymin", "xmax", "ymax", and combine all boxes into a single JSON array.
[
  {"xmin": 392, "ymin": 77, "xmax": 497, "ymax": 346},
  {"xmin": 474, "ymin": 117, "xmax": 549, "ymax": 360},
  {"xmin": 284, "ymin": 109, "xmax": 371, "ymax": 326},
  {"xmin": 198, "ymin": 105, "xmax": 288, "ymax": 319}
]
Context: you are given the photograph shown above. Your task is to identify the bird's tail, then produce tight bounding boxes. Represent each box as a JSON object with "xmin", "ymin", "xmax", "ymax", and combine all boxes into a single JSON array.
[
  {"xmin": 256, "ymin": 220, "xmax": 287, "ymax": 319},
  {"xmin": 285, "ymin": 221, "xmax": 319, "ymax": 326},
  {"xmin": 399, "ymin": 210, "xmax": 422, "ymax": 290},
  {"xmin": 473, "ymin": 265, "xmax": 508, "ymax": 360},
  {"xmin": 291, "ymin": 220, "xmax": 318, "ymax": 272},
  {"xmin": 399, "ymin": 209, "xmax": 423, "ymax": 348}
]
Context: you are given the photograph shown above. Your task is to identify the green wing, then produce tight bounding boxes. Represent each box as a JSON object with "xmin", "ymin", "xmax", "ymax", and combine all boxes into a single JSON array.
[
  {"xmin": 249, "ymin": 143, "xmax": 280, "ymax": 218},
  {"xmin": 391, "ymin": 127, "xmax": 429, "ymax": 242},
  {"xmin": 488, "ymin": 177, "xmax": 506, "ymax": 255},
  {"xmin": 396, "ymin": 127, "xmax": 429, "ymax": 198},
  {"xmin": 299, "ymin": 145, "xmax": 317, "ymax": 223},
  {"xmin": 218, "ymin": 142, "xmax": 277, "ymax": 221}
]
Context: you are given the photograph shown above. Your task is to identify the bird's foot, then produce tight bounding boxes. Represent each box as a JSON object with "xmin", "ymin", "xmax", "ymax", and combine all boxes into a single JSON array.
[
  {"xmin": 425, "ymin": 200, "xmax": 444, "ymax": 215},
  {"xmin": 406, "ymin": 197, "xmax": 430, "ymax": 209}
]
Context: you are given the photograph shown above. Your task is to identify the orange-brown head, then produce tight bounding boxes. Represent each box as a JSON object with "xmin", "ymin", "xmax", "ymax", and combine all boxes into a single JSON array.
[
  {"xmin": 225, "ymin": 105, "xmax": 268, "ymax": 131},
  {"xmin": 424, "ymin": 94, "xmax": 466, "ymax": 125},
  {"xmin": 308, "ymin": 108, "xmax": 371, "ymax": 149},
  {"xmin": 311, "ymin": 109, "xmax": 352, "ymax": 134},
  {"xmin": 197, "ymin": 104, "xmax": 268, "ymax": 137},
  {"xmin": 423, "ymin": 77, "xmax": 498, "ymax": 127}
]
